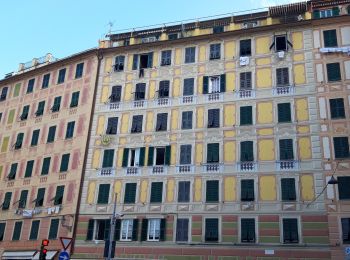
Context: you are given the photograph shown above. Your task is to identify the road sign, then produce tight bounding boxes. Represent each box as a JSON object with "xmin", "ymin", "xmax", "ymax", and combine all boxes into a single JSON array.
[
  {"xmin": 346, "ymin": 247, "xmax": 350, "ymax": 255},
  {"xmin": 59, "ymin": 237, "xmax": 73, "ymax": 250},
  {"xmin": 58, "ymin": 251, "xmax": 70, "ymax": 260}
]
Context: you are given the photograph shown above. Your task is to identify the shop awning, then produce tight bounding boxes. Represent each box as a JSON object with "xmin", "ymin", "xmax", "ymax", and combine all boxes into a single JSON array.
[
  {"xmin": 2, "ymin": 251, "xmax": 36, "ymax": 259},
  {"xmin": 32, "ymin": 251, "xmax": 58, "ymax": 260}
]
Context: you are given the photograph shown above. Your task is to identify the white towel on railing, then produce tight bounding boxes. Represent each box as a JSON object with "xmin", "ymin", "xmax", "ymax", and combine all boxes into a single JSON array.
[{"xmin": 239, "ymin": 56, "xmax": 250, "ymax": 66}]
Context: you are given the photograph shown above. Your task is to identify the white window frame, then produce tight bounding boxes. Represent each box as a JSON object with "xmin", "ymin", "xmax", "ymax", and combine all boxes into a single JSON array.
[
  {"xmin": 147, "ymin": 218, "xmax": 161, "ymax": 241},
  {"xmin": 128, "ymin": 148, "xmax": 140, "ymax": 167},
  {"xmin": 153, "ymin": 146, "xmax": 166, "ymax": 166},
  {"xmin": 320, "ymin": 9, "xmax": 333, "ymax": 18},
  {"xmin": 208, "ymin": 42, "xmax": 222, "ymax": 60},
  {"xmin": 183, "ymin": 46, "xmax": 197, "ymax": 64},
  {"xmin": 120, "ymin": 219, "xmax": 134, "ymax": 241},
  {"xmin": 208, "ymin": 76, "xmax": 220, "ymax": 93}
]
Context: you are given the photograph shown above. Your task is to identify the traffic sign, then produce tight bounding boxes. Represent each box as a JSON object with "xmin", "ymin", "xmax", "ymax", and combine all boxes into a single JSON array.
[
  {"xmin": 59, "ymin": 237, "xmax": 73, "ymax": 250},
  {"xmin": 58, "ymin": 251, "xmax": 70, "ymax": 260}
]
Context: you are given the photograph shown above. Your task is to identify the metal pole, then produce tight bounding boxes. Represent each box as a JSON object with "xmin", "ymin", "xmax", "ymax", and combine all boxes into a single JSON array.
[{"xmin": 107, "ymin": 193, "xmax": 117, "ymax": 260}]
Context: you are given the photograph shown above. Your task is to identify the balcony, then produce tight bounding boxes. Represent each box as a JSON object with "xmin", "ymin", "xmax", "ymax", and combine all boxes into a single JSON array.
[
  {"xmin": 272, "ymin": 85, "xmax": 294, "ymax": 96},
  {"xmin": 180, "ymin": 95, "xmax": 196, "ymax": 104},
  {"xmin": 154, "ymin": 98, "xmax": 171, "ymax": 107},
  {"xmin": 125, "ymin": 167, "xmax": 140, "ymax": 175},
  {"xmin": 202, "ymin": 163, "xmax": 223, "ymax": 173},
  {"xmin": 109, "ymin": 102, "xmax": 121, "ymax": 110},
  {"xmin": 176, "ymin": 165, "xmax": 194, "ymax": 174},
  {"xmin": 133, "ymin": 100, "xmax": 147, "ymax": 108},
  {"xmin": 149, "ymin": 166, "xmax": 167, "ymax": 175},
  {"xmin": 206, "ymin": 93, "xmax": 223, "ymax": 102},
  {"xmin": 98, "ymin": 167, "xmax": 116, "ymax": 176},
  {"xmin": 236, "ymin": 89, "xmax": 255, "ymax": 99},
  {"xmin": 276, "ymin": 160, "xmax": 299, "ymax": 171},
  {"xmin": 237, "ymin": 161, "xmax": 257, "ymax": 172}
]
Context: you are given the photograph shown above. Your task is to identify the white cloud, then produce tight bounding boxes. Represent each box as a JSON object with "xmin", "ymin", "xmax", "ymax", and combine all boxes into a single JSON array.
[{"xmin": 251, "ymin": 0, "xmax": 306, "ymax": 8}]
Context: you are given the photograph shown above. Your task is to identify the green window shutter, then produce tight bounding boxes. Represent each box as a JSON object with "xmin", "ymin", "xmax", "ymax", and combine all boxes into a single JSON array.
[
  {"xmin": 330, "ymin": 98, "xmax": 345, "ymax": 119},
  {"xmin": 47, "ymin": 126, "xmax": 56, "ymax": 143},
  {"xmin": 97, "ymin": 184, "xmax": 110, "ymax": 204},
  {"xmin": 205, "ymin": 218, "xmax": 219, "ymax": 242},
  {"xmin": 103, "ymin": 219, "xmax": 111, "ymax": 240},
  {"xmin": 323, "ymin": 30, "xmax": 338, "ymax": 48},
  {"xmin": 0, "ymin": 223, "xmax": 5, "ymax": 241},
  {"xmin": 327, "ymin": 63, "xmax": 341, "ymax": 82},
  {"xmin": 132, "ymin": 219, "xmax": 139, "ymax": 241},
  {"xmin": 31, "ymin": 129, "xmax": 40, "ymax": 146},
  {"xmin": 48, "ymin": 219, "xmax": 59, "ymax": 239},
  {"xmin": 132, "ymin": 54, "xmax": 139, "ymax": 70},
  {"xmin": 150, "ymin": 182, "xmax": 163, "ymax": 203},
  {"xmin": 278, "ymin": 103, "xmax": 291, "ymax": 123},
  {"xmin": 13, "ymin": 83, "xmax": 21, "ymax": 97},
  {"xmin": 203, "ymin": 76, "xmax": 209, "ymax": 94},
  {"xmin": 159, "ymin": 219, "xmax": 166, "ymax": 241},
  {"xmin": 241, "ymin": 180, "xmax": 254, "ymax": 201},
  {"xmin": 332, "ymin": 7, "xmax": 340, "ymax": 16},
  {"xmin": 36, "ymin": 188, "xmax": 45, "ymax": 207},
  {"xmin": 60, "ymin": 154, "xmax": 70, "ymax": 172},
  {"xmin": 241, "ymin": 219, "xmax": 255, "ymax": 242},
  {"xmin": 283, "ymin": 219, "xmax": 298, "ymax": 243},
  {"xmin": 147, "ymin": 52, "xmax": 153, "ymax": 68},
  {"xmin": 102, "ymin": 149, "xmax": 114, "ymax": 168},
  {"xmin": 165, "ymin": 145, "xmax": 171, "ymax": 165},
  {"xmin": 124, "ymin": 183, "xmax": 137, "ymax": 204},
  {"xmin": 240, "ymin": 141, "xmax": 254, "ymax": 162},
  {"xmin": 313, "ymin": 10, "xmax": 320, "ymax": 19},
  {"xmin": 70, "ymin": 91, "xmax": 80, "ymax": 107},
  {"xmin": 333, "ymin": 137, "xmax": 350, "ymax": 159},
  {"xmin": 8, "ymin": 163, "xmax": 18, "ymax": 180},
  {"xmin": 240, "ymin": 106, "xmax": 252, "ymax": 125},
  {"xmin": 19, "ymin": 190, "xmax": 28, "ymax": 209},
  {"xmin": 12, "ymin": 221, "xmax": 22, "ymax": 240},
  {"xmin": 86, "ymin": 219, "xmax": 94, "ymax": 240},
  {"xmin": 338, "ymin": 177, "xmax": 350, "ymax": 200},
  {"xmin": 114, "ymin": 219, "xmax": 121, "ymax": 241},
  {"xmin": 207, "ymin": 143, "xmax": 219, "ymax": 163},
  {"xmin": 29, "ymin": 220, "xmax": 40, "ymax": 240},
  {"xmin": 220, "ymin": 74, "xmax": 226, "ymax": 92},
  {"xmin": 139, "ymin": 147, "xmax": 145, "ymax": 166},
  {"xmin": 281, "ymin": 178, "xmax": 296, "ymax": 201},
  {"xmin": 41, "ymin": 157, "xmax": 51, "ymax": 175},
  {"xmin": 147, "ymin": 147, "xmax": 154, "ymax": 166},
  {"xmin": 25, "ymin": 160, "xmax": 34, "ymax": 178},
  {"xmin": 3, "ymin": 192, "xmax": 12, "ymax": 210},
  {"xmin": 54, "ymin": 185, "xmax": 65, "ymax": 205},
  {"xmin": 15, "ymin": 133, "xmax": 24, "ymax": 149},
  {"xmin": 206, "ymin": 180, "xmax": 219, "ymax": 202},
  {"xmin": 122, "ymin": 148, "xmax": 129, "ymax": 167},
  {"xmin": 141, "ymin": 219, "xmax": 148, "ymax": 241},
  {"xmin": 279, "ymin": 139, "xmax": 294, "ymax": 160}
]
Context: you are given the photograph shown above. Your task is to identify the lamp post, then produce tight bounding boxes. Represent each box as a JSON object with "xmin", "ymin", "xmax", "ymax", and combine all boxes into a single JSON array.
[{"xmin": 107, "ymin": 193, "xmax": 118, "ymax": 260}]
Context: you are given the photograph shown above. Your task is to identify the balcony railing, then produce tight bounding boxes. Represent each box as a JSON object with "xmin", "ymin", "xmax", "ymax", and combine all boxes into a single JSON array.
[
  {"xmin": 126, "ymin": 167, "xmax": 140, "ymax": 175},
  {"xmin": 236, "ymin": 89, "xmax": 255, "ymax": 99},
  {"xmin": 180, "ymin": 95, "xmax": 196, "ymax": 104},
  {"xmin": 206, "ymin": 93, "xmax": 223, "ymax": 102},
  {"xmin": 98, "ymin": 167, "xmax": 116, "ymax": 176},
  {"xmin": 237, "ymin": 161, "xmax": 257, "ymax": 172},
  {"xmin": 155, "ymin": 98, "xmax": 171, "ymax": 106},
  {"xmin": 276, "ymin": 160, "xmax": 299, "ymax": 171},
  {"xmin": 176, "ymin": 165, "xmax": 194, "ymax": 173},
  {"xmin": 133, "ymin": 100, "xmax": 146, "ymax": 108},
  {"xmin": 272, "ymin": 85, "xmax": 294, "ymax": 96},
  {"xmin": 202, "ymin": 163, "xmax": 223, "ymax": 173},
  {"xmin": 109, "ymin": 102, "xmax": 121, "ymax": 110},
  {"xmin": 150, "ymin": 165, "xmax": 168, "ymax": 175}
]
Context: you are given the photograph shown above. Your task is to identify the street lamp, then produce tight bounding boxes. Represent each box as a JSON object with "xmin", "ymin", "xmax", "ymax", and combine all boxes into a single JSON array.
[{"xmin": 107, "ymin": 193, "xmax": 123, "ymax": 260}]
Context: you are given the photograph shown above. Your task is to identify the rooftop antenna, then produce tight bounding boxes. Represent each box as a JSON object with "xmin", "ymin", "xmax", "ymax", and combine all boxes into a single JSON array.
[{"xmin": 107, "ymin": 21, "xmax": 114, "ymax": 35}]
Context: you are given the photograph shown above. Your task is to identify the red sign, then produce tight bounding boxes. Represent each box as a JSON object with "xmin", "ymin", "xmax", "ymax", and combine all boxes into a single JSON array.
[{"xmin": 59, "ymin": 237, "xmax": 73, "ymax": 250}]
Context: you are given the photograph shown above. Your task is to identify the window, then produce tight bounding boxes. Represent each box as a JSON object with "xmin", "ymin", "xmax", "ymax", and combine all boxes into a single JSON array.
[
  {"xmin": 333, "ymin": 137, "xmax": 349, "ymax": 159},
  {"xmin": 206, "ymin": 180, "xmax": 219, "ymax": 202},
  {"xmin": 42, "ymin": 73, "xmax": 50, "ymax": 88},
  {"xmin": 94, "ymin": 219, "xmax": 110, "ymax": 240},
  {"xmin": 70, "ymin": 91, "xmax": 80, "ymax": 108},
  {"xmin": 168, "ymin": 33, "xmax": 178, "ymax": 40},
  {"xmin": 185, "ymin": 47, "xmax": 195, "ymax": 63},
  {"xmin": 65, "ymin": 121, "xmax": 75, "ymax": 139},
  {"xmin": 150, "ymin": 182, "xmax": 163, "ymax": 203},
  {"xmin": 203, "ymin": 75, "xmax": 226, "ymax": 94},
  {"xmin": 53, "ymin": 185, "xmax": 65, "ymax": 205},
  {"xmin": 51, "ymin": 96, "xmax": 61, "ymax": 112},
  {"xmin": 181, "ymin": 111, "xmax": 193, "ymax": 130},
  {"xmin": 114, "ymin": 56, "xmax": 125, "ymax": 72},
  {"xmin": 158, "ymin": 80, "xmax": 170, "ymax": 98},
  {"xmin": 205, "ymin": 218, "xmax": 219, "ymax": 242},
  {"xmin": 122, "ymin": 148, "xmax": 145, "ymax": 167},
  {"xmin": 24, "ymin": 160, "xmax": 34, "ymax": 178},
  {"xmin": 48, "ymin": 219, "xmax": 59, "ymax": 239},
  {"xmin": 241, "ymin": 218, "xmax": 255, "ymax": 243},
  {"xmin": 276, "ymin": 68, "xmax": 289, "ymax": 86},
  {"xmin": 120, "ymin": 219, "xmax": 134, "ymax": 241},
  {"xmin": 8, "ymin": 163, "xmax": 18, "ymax": 180},
  {"xmin": 178, "ymin": 181, "xmax": 190, "ymax": 202},
  {"xmin": 330, "ymin": 98, "xmax": 345, "ymax": 119},
  {"xmin": 31, "ymin": 129, "xmax": 40, "ymax": 146},
  {"xmin": 14, "ymin": 132, "xmax": 24, "ymax": 149},
  {"xmin": 106, "ymin": 117, "xmax": 118, "ymax": 134},
  {"xmin": 12, "ymin": 221, "xmax": 22, "ymax": 241},
  {"xmin": 156, "ymin": 113, "xmax": 168, "ymax": 131},
  {"xmin": 60, "ymin": 153, "xmax": 70, "ymax": 172},
  {"xmin": 213, "ymin": 26, "xmax": 224, "ymax": 34},
  {"xmin": 147, "ymin": 146, "xmax": 171, "ymax": 166},
  {"xmin": 240, "ymin": 39, "xmax": 251, "ymax": 56},
  {"xmin": 208, "ymin": 109, "xmax": 220, "ymax": 128},
  {"xmin": 97, "ymin": 184, "xmax": 110, "ymax": 204},
  {"xmin": 283, "ymin": 219, "xmax": 299, "ymax": 243},
  {"xmin": 180, "ymin": 145, "xmax": 192, "ymax": 165},
  {"xmin": 313, "ymin": 8, "xmax": 340, "ymax": 18},
  {"xmin": 27, "ymin": 78, "xmax": 35, "ymax": 93},
  {"xmin": 279, "ymin": 139, "xmax": 294, "ymax": 160},
  {"xmin": 2, "ymin": 192, "xmax": 12, "ymax": 210},
  {"xmin": 341, "ymin": 218, "xmax": 350, "ymax": 243},
  {"xmin": 35, "ymin": 188, "xmax": 45, "ymax": 207},
  {"xmin": 183, "ymin": 78, "xmax": 194, "ymax": 96},
  {"xmin": 146, "ymin": 219, "xmax": 162, "ymax": 241},
  {"xmin": 18, "ymin": 190, "xmax": 28, "ymax": 209},
  {"xmin": 35, "ymin": 101, "xmax": 45, "ymax": 116},
  {"xmin": 132, "ymin": 52, "xmax": 153, "ymax": 70},
  {"xmin": 278, "ymin": 103, "xmax": 292, "ymax": 123},
  {"xmin": 161, "ymin": 50, "xmax": 172, "ymax": 66},
  {"xmin": 240, "ymin": 106, "xmax": 252, "ymax": 125},
  {"xmin": 327, "ymin": 63, "xmax": 341, "ymax": 82},
  {"xmin": 240, "ymin": 72, "xmax": 252, "ymax": 90},
  {"xmin": 271, "ymin": 35, "xmax": 289, "ymax": 51},
  {"xmin": 323, "ymin": 30, "xmax": 337, "ymax": 47},
  {"xmin": 102, "ymin": 149, "xmax": 114, "ymax": 168},
  {"xmin": 47, "ymin": 126, "xmax": 56, "ymax": 143},
  {"xmin": 176, "ymin": 218, "xmax": 189, "ymax": 242},
  {"xmin": 338, "ymin": 177, "xmax": 350, "ymax": 200},
  {"xmin": 124, "ymin": 183, "xmax": 137, "ymax": 204},
  {"xmin": 135, "ymin": 83, "xmax": 146, "ymax": 100},
  {"xmin": 240, "ymin": 141, "xmax": 254, "ymax": 162},
  {"xmin": 207, "ymin": 143, "xmax": 219, "ymax": 163},
  {"xmin": 41, "ymin": 157, "xmax": 51, "ymax": 175},
  {"xmin": 241, "ymin": 180, "xmax": 254, "ymax": 201},
  {"xmin": 281, "ymin": 178, "xmax": 296, "ymax": 201},
  {"xmin": 57, "ymin": 68, "xmax": 66, "ymax": 84},
  {"xmin": 0, "ymin": 223, "xmax": 6, "ymax": 241},
  {"xmin": 20, "ymin": 105, "xmax": 29, "ymax": 120},
  {"xmin": 0, "ymin": 87, "xmax": 8, "ymax": 101},
  {"xmin": 209, "ymin": 43, "xmax": 221, "ymax": 60},
  {"xmin": 110, "ymin": 85, "xmax": 122, "ymax": 102},
  {"xmin": 131, "ymin": 115, "xmax": 143, "ymax": 133},
  {"xmin": 29, "ymin": 220, "xmax": 40, "ymax": 240},
  {"xmin": 75, "ymin": 62, "xmax": 84, "ymax": 79}
]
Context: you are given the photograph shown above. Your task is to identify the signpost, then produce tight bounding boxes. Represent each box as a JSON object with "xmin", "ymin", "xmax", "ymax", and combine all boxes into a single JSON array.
[
  {"xmin": 58, "ymin": 251, "xmax": 70, "ymax": 260},
  {"xmin": 58, "ymin": 237, "xmax": 72, "ymax": 260}
]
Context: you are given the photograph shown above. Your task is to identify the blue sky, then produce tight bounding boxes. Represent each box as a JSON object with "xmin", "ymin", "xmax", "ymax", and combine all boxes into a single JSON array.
[{"xmin": 0, "ymin": 0, "xmax": 297, "ymax": 78}]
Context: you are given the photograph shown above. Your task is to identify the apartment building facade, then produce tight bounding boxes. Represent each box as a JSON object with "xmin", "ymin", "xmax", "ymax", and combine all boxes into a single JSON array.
[
  {"xmin": 74, "ymin": 1, "xmax": 350, "ymax": 259},
  {"xmin": 0, "ymin": 50, "xmax": 98, "ymax": 259}
]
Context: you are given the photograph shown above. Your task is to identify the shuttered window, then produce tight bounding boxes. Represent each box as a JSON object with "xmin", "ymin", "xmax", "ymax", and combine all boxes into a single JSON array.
[
  {"xmin": 283, "ymin": 219, "xmax": 299, "ymax": 243},
  {"xmin": 149, "ymin": 146, "xmax": 171, "ymax": 166},
  {"xmin": 26, "ymin": 79, "xmax": 35, "ymax": 93},
  {"xmin": 65, "ymin": 121, "xmax": 75, "ymax": 139},
  {"xmin": 131, "ymin": 115, "xmax": 143, "ymax": 133},
  {"xmin": 205, "ymin": 218, "xmax": 219, "ymax": 242},
  {"xmin": 0, "ymin": 223, "xmax": 6, "ymax": 241},
  {"xmin": 181, "ymin": 111, "xmax": 193, "ymax": 129},
  {"xmin": 31, "ymin": 129, "xmax": 40, "ymax": 146},
  {"xmin": 114, "ymin": 56, "xmax": 125, "ymax": 72},
  {"xmin": 135, "ymin": 83, "xmax": 146, "ymax": 100},
  {"xmin": 48, "ymin": 219, "xmax": 59, "ymax": 239},
  {"xmin": 75, "ymin": 63, "xmax": 84, "ymax": 79},
  {"xmin": 102, "ymin": 149, "xmax": 114, "ymax": 168},
  {"xmin": 241, "ymin": 180, "xmax": 254, "ymax": 201},
  {"xmin": 15, "ymin": 132, "xmax": 24, "ymax": 149},
  {"xmin": 12, "ymin": 221, "xmax": 22, "ymax": 241},
  {"xmin": 206, "ymin": 180, "xmax": 219, "ymax": 202},
  {"xmin": 240, "ymin": 72, "xmax": 252, "ymax": 90},
  {"xmin": 24, "ymin": 160, "xmax": 34, "ymax": 178},
  {"xmin": 86, "ymin": 219, "xmax": 94, "ymax": 240},
  {"xmin": 323, "ymin": 29, "xmax": 338, "ymax": 47},
  {"xmin": 185, "ymin": 47, "xmax": 196, "ymax": 63},
  {"xmin": 60, "ymin": 153, "xmax": 70, "ymax": 172},
  {"xmin": 35, "ymin": 188, "xmax": 45, "ymax": 207},
  {"xmin": 57, "ymin": 68, "xmax": 66, "ymax": 84},
  {"xmin": 29, "ymin": 220, "xmax": 40, "ymax": 240},
  {"xmin": 8, "ymin": 163, "xmax": 18, "ymax": 180},
  {"xmin": 178, "ymin": 181, "xmax": 190, "ymax": 202},
  {"xmin": 36, "ymin": 101, "xmax": 45, "ymax": 116},
  {"xmin": 41, "ymin": 157, "xmax": 51, "ymax": 176},
  {"xmin": 158, "ymin": 80, "xmax": 170, "ymax": 98},
  {"xmin": 240, "ymin": 141, "xmax": 254, "ymax": 162},
  {"xmin": 0, "ymin": 87, "xmax": 8, "ymax": 101},
  {"xmin": 54, "ymin": 185, "xmax": 65, "ymax": 205},
  {"xmin": 161, "ymin": 50, "xmax": 172, "ymax": 66},
  {"xmin": 70, "ymin": 91, "xmax": 80, "ymax": 107},
  {"xmin": 52, "ymin": 96, "xmax": 61, "ymax": 112},
  {"xmin": 20, "ymin": 105, "xmax": 29, "ymax": 120},
  {"xmin": 42, "ymin": 73, "xmax": 50, "ymax": 88},
  {"xmin": 2, "ymin": 192, "xmax": 12, "ymax": 210},
  {"xmin": 47, "ymin": 126, "xmax": 56, "ymax": 143},
  {"xmin": 210, "ymin": 44, "xmax": 221, "ymax": 60},
  {"xmin": 183, "ymin": 78, "xmax": 194, "ymax": 96},
  {"xmin": 18, "ymin": 190, "xmax": 28, "ymax": 209},
  {"xmin": 207, "ymin": 143, "xmax": 219, "ymax": 163},
  {"xmin": 208, "ymin": 109, "xmax": 220, "ymax": 128},
  {"xmin": 240, "ymin": 106, "xmax": 252, "ymax": 125},
  {"xmin": 279, "ymin": 139, "xmax": 294, "ymax": 160},
  {"xmin": 333, "ymin": 137, "xmax": 349, "ymax": 159},
  {"xmin": 97, "ymin": 184, "xmax": 110, "ymax": 204},
  {"xmin": 341, "ymin": 218, "xmax": 350, "ymax": 243},
  {"xmin": 110, "ymin": 85, "xmax": 122, "ymax": 102},
  {"xmin": 338, "ymin": 177, "xmax": 350, "ymax": 200},
  {"xmin": 241, "ymin": 218, "xmax": 255, "ymax": 243},
  {"xmin": 124, "ymin": 183, "xmax": 137, "ymax": 204},
  {"xmin": 180, "ymin": 145, "xmax": 192, "ymax": 165},
  {"xmin": 150, "ymin": 182, "xmax": 163, "ymax": 203},
  {"xmin": 329, "ymin": 98, "xmax": 345, "ymax": 119},
  {"xmin": 156, "ymin": 113, "xmax": 168, "ymax": 131},
  {"xmin": 275, "ymin": 35, "xmax": 288, "ymax": 51},
  {"xmin": 240, "ymin": 39, "xmax": 251, "ymax": 56},
  {"xmin": 327, "ymin": 63, "xmax": 341, "ymax": 82},
  {"xmin": 278, "ymin": 103, "xmax": 292, "ymax": 123},
  {"xmin": 176, "ymin": 218, "xmax": 189, "ymax": 241},
  {"xmin": 95, "ymin": 219, "xmax": 110, "ymax": 240},
  {"xmin": 106, "ymin": 117, "xmax": 118, "ymax": 135},
  {"xmin": 281, "ymin": 178, "xmax": 296, "ymax": 201},
  {"xmin": 276, "ymin": 68, "xmax": 289, "ymax": 86}
]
